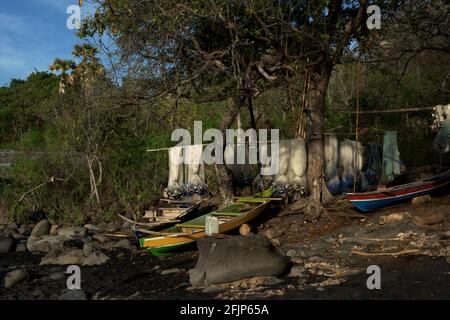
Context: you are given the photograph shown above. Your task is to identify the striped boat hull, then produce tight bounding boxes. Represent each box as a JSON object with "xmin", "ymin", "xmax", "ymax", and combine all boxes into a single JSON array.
[{"xmin": 345, "ymin": 171, "xmax": 450, "ymax": 212}]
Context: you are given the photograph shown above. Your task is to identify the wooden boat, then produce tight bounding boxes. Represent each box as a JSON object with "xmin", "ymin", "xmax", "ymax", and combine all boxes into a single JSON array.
[
  {"xmin": 138, "ymin": 197, "xmax": 273, "ymax": 256},
  {"xmin": 118, "ymin": 198, "xmax": 205, "ymax": 231},
  {"xmin": 345, "ymin": 170, "xmax": 450, "ymax": 212}
]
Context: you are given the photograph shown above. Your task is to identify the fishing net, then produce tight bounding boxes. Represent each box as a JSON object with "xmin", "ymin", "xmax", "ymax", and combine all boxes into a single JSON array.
[{"xmin": 381, "ymin": 131, "xmax": 401, "ymax": 184}]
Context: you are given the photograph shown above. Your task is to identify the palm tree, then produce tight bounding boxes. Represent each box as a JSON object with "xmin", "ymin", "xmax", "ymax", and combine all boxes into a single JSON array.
[{"xmin": 49, "ymin": 58, "xmax": 76, "ymax": 95}]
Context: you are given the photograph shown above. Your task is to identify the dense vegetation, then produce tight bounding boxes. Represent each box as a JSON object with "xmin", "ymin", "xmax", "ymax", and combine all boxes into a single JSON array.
[{"xmin": 0, "ymin": 0, "xmax": 448, "ymax": 224}]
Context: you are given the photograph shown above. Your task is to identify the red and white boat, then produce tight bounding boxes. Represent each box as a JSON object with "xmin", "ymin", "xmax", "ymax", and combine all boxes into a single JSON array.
[{"xmin": 345, "ymin": 170, "xmax": 450, "ymax": 212}]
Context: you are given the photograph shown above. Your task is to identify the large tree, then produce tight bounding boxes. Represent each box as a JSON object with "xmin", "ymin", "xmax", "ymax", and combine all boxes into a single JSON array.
[{"xmin": 79, "ymin": 0, "xmax": 449, "ymax": 211}]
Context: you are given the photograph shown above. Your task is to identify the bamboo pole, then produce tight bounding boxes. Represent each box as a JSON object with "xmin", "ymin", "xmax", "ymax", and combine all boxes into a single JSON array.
[
  {"xmin": 338, "ymin": 106, "xmax": 437, "ymax": 114},
  {"xmin": 353, "ymin": 59, "xmax": 361, "ymax": 193}
]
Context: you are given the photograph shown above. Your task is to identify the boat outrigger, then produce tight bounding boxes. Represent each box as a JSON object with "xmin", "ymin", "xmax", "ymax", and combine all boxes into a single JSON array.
[
  {"xmin": 118, "ymin": 197, "xmax": 205, "ymax": 232},
  {"xmin": 138, "ymin": 197, "xmax": 275, "ymax": 256},
  {"xmin": 345, "ymin": 170, "xmax": 450, "ymax": 212}
]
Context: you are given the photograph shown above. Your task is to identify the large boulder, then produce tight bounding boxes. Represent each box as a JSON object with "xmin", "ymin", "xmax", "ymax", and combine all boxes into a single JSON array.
[
  {"xmin": 27, "ymin": 235, "xmax": 65, "ymax": 253},
  {"xmin": 189, "ymin": 234, "xmax": 290, "ymax": 287},
  {"xmin": 31, "ymin": 220, "xmax": 51, "ymax": 237},
  {"xmin": 57, "ymin": 227, "xmax": 88, "ymax": 240},
  {"xmin": 40, "ymin": 248, "xmax": 85, "ymax": 266},
  {"xmin": 82, "ymin": 251, "xmax": 110, "ymax": 266},
  {"xmin": 4, "ymin": 269, "xmax": 28, "ymax": 288},
  {"xmin": 0, "ymin": 237, "xmax": 14, "ymax": 254}
]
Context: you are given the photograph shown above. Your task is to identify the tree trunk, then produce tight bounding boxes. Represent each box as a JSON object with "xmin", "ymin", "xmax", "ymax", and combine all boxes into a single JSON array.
[
  {"xmin": 215, "ymin": 97, "xmax": 245, "ymax": 204},
  {"xmin": 306, "ymin": 65, "xmax": 333, "ymax": 215}
]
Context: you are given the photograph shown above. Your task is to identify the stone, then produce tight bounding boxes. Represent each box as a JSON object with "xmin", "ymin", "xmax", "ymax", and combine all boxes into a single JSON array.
[
  {"xmin": 15, "ymin": 243, "xmax": 27, "ymax": 253},
  {"xmin": 82, "ymin": 251, "xmax": 110, "ymax": 266},
  {"xmin": 113, "ymin": 239, "xmax": 132, "ymax": 249},
  {"xmin": 411, "ymin": 195, "xmax": 432, "ymax": 205},
  {"xmin": 27, "ymin": 235, "xmax": 65, "ymax": 253},
  {"xmin": 18, "ymin": 225, "xmax": 32, "ymax": 236},
  {"xmin": 92, "ymin": 233, "xmax": 110, "ymax": 243},
  {"xmin": 84, "ymin": 224, "xmax": 101, "ymax": 234},
  {"xmin": 160, "ymin": 268, "xmax": 184, "ymax": 275},
  {"xmin": 58, "ymin": 289, "xmax": 88, "ymax": 300},
  {"xmin": 121, "ymin": 221, "xmax": 132, "ymax": 231},
  {"xmin": 40, "ymin": 248, "xmax": 84, "ymax": 265},
  {"xmin": 379, "ymin": 212, "xmax": 411, "ymax": 225},
  {"xmin": 49, "ymin": 272, "xmax": 65, "ymax": 280},
  {"xmin": 264, "ymin": 228, "xmax": 284, "ymax": 240},
  {"xmin": 83, "ymin": 242, "xmax": 94, "ymax": 255},
  {"xmin": 0, "ymin": 237, "xmax": 14, "ymax": 254},
  {"xmin": 189, "ymin": 234, "xmax": 290, "ymax": 287},
  {"xmin": 96, "ymin": 222, "xmax": 108, "ymax": 233},
  {"xmin": 58, "ymin": 227, "xmax": 88, "ymax": 240},
  {"xmin": 446, "ymin": 257, "xmax": 450, "ymax": 264},
  {"xmin": 4, "ymin": 269, "xmax": 28, "ymax": 288},
  {"xmin": 288, "ymin": 265, "xmax": 306, "ymax": 278},
  {"xmin": 50, "ymin": 224, "xmax": 61, "ymax": 236},
  {"xmin": 239, "ymin": 224, "xmax": 251, "ymax": 236},
  {"xmin": 31, "ymin": 220, "xmax": 51, "ymax": 237},
  {"xmin": 107, "ymin": 222, "xmax": 121, "ymax": 232},
  {"xmin": 271, "ymin": 238, "xmax": 281, "ymax": 247},
  {"xmin": 413, "ymin": 212, "xmax": 445, "ymax": 226},
  {"xmin": 7, "ymin": 222, "xmax": 18, "ymax": 231}
]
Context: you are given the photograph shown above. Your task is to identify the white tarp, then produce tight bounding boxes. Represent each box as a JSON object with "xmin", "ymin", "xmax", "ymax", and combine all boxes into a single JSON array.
[
  {"xmin": 289, "ymin": 138, "xmax": 308, "ymax": 187},
  {"xmin": 324, "ymin": 135, "xmax": 340, "ymax": 194},
  {"xmin": 274, "ymin": 140, "xmax": 290, "ymax": 183},
  {"xmin": 382, "ymin": 131, "xmax": 401, "ymax": 184},
  {"xmin": 167, "ymin": 146, "xmax": 184, "ymax": 189},
  {"xmin": 185, "ymin": 144, "xmax": 206, "ymax": 186}
]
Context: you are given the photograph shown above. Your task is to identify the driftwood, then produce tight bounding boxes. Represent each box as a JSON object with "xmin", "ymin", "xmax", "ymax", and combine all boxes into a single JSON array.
[
  {"xmin": 351, "ymin": 249, "xmax": 419, "ymax": 257},
  {"xmin": 104, "ymin": 233, "xmax": 132, "ymax": 238}
]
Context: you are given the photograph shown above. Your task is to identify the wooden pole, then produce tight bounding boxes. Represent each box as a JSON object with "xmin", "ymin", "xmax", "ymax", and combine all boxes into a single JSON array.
[
  {"xmin": 338, "ymin": 106, "xmax": 437, "ymax": 114},
  {"xmin": 353, "ymin": 59, "xmax": 361, "ymax": 193}
]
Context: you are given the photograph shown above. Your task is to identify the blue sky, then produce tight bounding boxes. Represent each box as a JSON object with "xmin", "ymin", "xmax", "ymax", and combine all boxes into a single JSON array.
[{"xmin": 0, "ymin": 0, "xmax": 97, "ymax": 86}]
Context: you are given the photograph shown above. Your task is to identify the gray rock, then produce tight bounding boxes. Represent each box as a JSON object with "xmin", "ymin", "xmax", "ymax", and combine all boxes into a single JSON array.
[
  {"xmin": 49, "ymin": 272, "xmax": 65, "ymax": 280},
  {"xmin": 40, "ymin": 248, "xmax": 84, "ymax": 265},
  {"xmin": 4, "ymin": 269, "xmax": 28, "ymax": 288},
  {"xmin": 189, "ymin": 234, "xmax": 291, "ymax": 287},
  {"xmin": 113, "ymin": 239, "xmax": 132, "ymax": 249},
  {"xmin": 96, "ymin": 222, "xmax": 108, "ymax": 233},
  {"xmin": 83, "ymin": 242, "xmax": 94, "ymax": 255},
  {"xmin": 7, "ymin": 222, "xmax": 18, "ymax": 230},
  {"xmin": 288, "ymin": 265, "xmax": 306, "ymax": 278},
  {"xmin": 107, "ymin": 222, "xmax": 121, "ymax": 232},
  {"xmin": 161, "ymin": 268, "xmax": 184, "ymax": 275},
  {"xmin": 18, "ymin": 225, "xmax": 32, "ymax": 236},
  {"xmin": 0, "ymin": 237, "xmax": 14, "ymax": 254},
  {"xmin": 83, "ymin": 224, "xmax": 101, "ymax": 234},
  {"xmin": 27, "ymin": 235, "xmax": 65, "ymax": 253},
  {"xmin": 31, "ymin": 220, "xmax": 51, "ymax": 237},
  {"xmin": 92, "ymin": 233, "xmax": 110, "ymax": 243},
  {"xmin": 15, "ymin": 243, "xmax": 27, "ymax": 253},
  {"xmin": 58, "ymin": 227, "xmax": 88, "ymax": 240},
  {"xmin": 58, "ymin": 289, "xmax": 88, "ymax": 300},
  {"xmin": 82, "ymin": 251, "xmax": 110, "ymax": 266}
]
